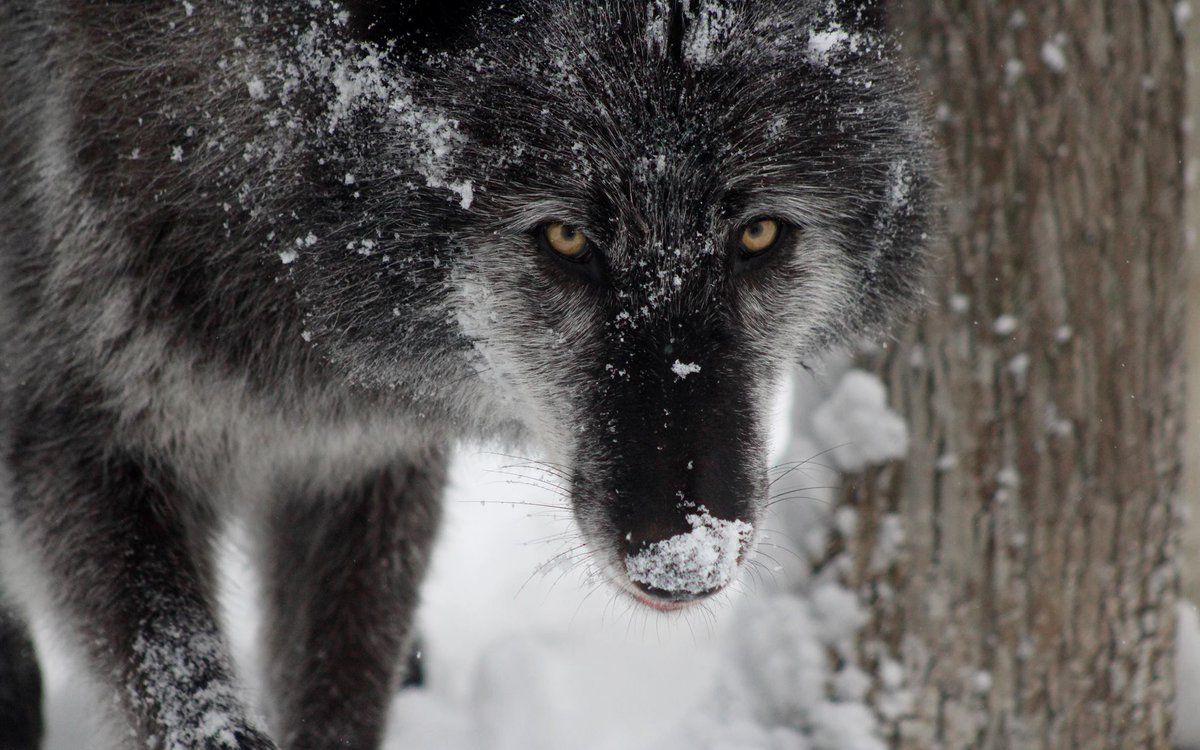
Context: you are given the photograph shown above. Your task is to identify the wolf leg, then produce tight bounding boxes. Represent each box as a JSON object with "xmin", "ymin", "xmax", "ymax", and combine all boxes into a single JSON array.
[
  {"xmin": 259, "ymin": 447, "xmax": 446, "ymax": 750},
  {"xmin": 7, "ymin": 414, "xmax": 274, "ymax": 749},
  {"xmin": 0, "ymin": 596, "xmax": 42, "ymax": 750}
]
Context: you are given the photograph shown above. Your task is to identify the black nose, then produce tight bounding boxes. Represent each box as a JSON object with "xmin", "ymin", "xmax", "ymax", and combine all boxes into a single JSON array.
[{"xmin": 587, "ymin": 323, "xmax": 762, "ymax": 605}]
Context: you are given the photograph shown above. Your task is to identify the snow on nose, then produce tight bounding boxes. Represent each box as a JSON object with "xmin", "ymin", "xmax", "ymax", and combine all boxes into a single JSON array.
[{"xmin": 624, "ymin": 509, "xmax": 754, "ymax": 602}]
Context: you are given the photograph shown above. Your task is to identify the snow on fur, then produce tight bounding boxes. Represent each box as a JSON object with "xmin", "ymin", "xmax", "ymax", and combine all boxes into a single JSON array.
[{"xmin": 671, "ymin": 360, "xmax": 702, "ymax": 379}]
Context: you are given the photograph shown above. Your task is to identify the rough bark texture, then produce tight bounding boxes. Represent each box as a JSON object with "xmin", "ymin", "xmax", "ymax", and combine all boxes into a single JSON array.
[
  {"xmin": 834, "ymin": 3, "xmax": 1188, "ymax": 748},
  {"xmin": 1181, "ymin": 0, "xmax": 1200, "ymax": 609}
]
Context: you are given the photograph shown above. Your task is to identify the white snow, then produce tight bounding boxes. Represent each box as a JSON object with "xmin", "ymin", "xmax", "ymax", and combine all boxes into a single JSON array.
[
  {"xmin": 807, "ymin": 27, "xmax": 859, "ymax": 67},
  {"xmin": 246, "ymin": 77, "xmax": 267, "ymax": 101},
  {"xmin": 685, "ymin": 2, "xmax": 737, "ymax": 66},
  {"xmin": 1040, "ymin": 39, "xmax": 1067, "ymax": 74},
  {"xmin": 127, "ymin": 615, "xmax": 254, "ymax": 749},
  {"xmin": 992, "ymin": 314, "xmax": 1018, "ymax": 336},
  {"xmin": 701, "ymin": 591, "xmax": 886, "ymax": 750},
  {"xmin": 233, "ymin": 20, "xmax": 471, "ymax": 214},
  {"xmin": 448, "ymin": 180, "xmax": 474, "ymax": 210},
  {"xmin": 1177, "ymin": 2, "xmax": 1194, "ymax": 30},
  {"xmin": 886, "ymin": 159, "xmax": 913, "ymax": 210},
  {"xmin": 870, "ymin": 514, "xmax": 905, "ymax": 572},
  {"xmin": 1007, "ymin": 352, "xmax": 1031, "ymax": 388},
  {"xmin": 1004, "ymin": 59, "xmax": 1025, "ymax": 87},
  {"xmin": 811, "ymin": 369, "xmax": 909, "ymax": 471},
  {"xmin": 671, "ymin": 360, "xmax": 702, "ymax": 379},
  {"xmin": 626, "ymin": 511, "xmax": 754, "ymax": 595},
  {"xmin": 1176, "ymin": 602, "xmax": 1200, "ymax": 747}
]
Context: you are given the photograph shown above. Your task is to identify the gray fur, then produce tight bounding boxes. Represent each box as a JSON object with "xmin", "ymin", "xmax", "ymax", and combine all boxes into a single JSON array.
[{"xmin": 0, "ymin": 1, "xmax": 932, "ymax": 748}]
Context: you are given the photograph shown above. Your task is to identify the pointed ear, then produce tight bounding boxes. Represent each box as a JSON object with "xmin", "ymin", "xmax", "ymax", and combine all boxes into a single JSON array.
[
  {"xmin": 834, "ymin": 0, "xmax": 888, "ymax": 32},
  {"xmin": 342, "ymin": 0, "xmax": 495, "ymax": 49}
]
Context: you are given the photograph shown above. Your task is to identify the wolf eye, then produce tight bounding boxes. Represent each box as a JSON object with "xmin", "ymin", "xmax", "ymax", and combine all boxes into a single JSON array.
[
  {"xmin": 739, "ymin": 218, "xmax": 781, "ymax": 254},
  {"xmin": 542, "ymin": 222, "xmax": 589, "ymax": 259}
]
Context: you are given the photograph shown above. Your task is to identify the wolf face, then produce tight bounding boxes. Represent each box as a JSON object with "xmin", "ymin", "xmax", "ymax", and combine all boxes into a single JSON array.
[{"xmin": 393, "ymin": 1, "xmax": 934, "ymax": 605}]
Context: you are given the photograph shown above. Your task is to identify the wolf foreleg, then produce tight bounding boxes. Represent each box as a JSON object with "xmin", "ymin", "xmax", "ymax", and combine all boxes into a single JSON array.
[{"xmin": 257, "ymin": 448, "xmax": 446, "ymax": 750}]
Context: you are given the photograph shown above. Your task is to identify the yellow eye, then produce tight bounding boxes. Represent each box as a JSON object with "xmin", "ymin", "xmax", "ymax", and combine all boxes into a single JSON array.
[
  {"xmin": 543, "ymin": 222, "xmax": 589, "ymax": 258},
  {"xmin": 740, "ymin": 218, "xmax": 781, "ymax": 254}
]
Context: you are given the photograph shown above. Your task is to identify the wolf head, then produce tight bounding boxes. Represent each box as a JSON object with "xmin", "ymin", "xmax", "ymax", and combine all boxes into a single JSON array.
[{"xmin": 239, "ymin": 0, "xmax": 933, "ymax": 607}]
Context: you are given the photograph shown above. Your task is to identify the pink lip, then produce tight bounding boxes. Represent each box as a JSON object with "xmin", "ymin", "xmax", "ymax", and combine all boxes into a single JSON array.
[{"xmin": 628, "ymin": 590, "xmax": 697, "ymax": 612}]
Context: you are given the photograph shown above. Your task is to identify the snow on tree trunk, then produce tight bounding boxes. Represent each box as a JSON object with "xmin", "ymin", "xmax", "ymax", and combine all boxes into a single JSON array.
[{"xmin": 830, "ymin": 3, "xmax": 1187, "ymax": 748}]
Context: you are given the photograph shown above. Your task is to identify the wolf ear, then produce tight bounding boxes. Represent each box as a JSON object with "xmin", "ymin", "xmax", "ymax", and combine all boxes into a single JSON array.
[
  {"xmin": 834, "ymin": 0, "xmax": 888, "ymax": 32},
  {"xmin": 342, "ymin": 0, "xmax": 496, "ymax": 49}
]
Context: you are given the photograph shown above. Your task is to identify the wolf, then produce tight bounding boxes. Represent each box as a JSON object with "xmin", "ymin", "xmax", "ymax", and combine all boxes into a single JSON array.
[{"xmin": 0, "ymin": 0, "xmax": 932, "ymax": 747}]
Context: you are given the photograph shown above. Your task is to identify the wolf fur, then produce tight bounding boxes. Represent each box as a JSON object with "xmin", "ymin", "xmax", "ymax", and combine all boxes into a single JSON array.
[{"xmin": 0, "ymin": 1, "xmax": 932, "ymax": 748}]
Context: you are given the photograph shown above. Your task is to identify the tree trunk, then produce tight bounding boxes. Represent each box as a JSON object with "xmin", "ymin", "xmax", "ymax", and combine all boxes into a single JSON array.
[
  {"xmin": 1180, "ymin": 0, "xmax": 1200, "ymax": 613},
  {"xmin": 834, "ymin": 3, "xmax": 1187, "ymax": 748}
]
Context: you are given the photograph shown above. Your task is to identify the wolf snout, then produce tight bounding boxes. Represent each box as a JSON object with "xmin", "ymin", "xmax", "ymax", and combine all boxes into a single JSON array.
[{"xmin": 622, "ymin": 510, "xmax": 755, "ymax": 608}]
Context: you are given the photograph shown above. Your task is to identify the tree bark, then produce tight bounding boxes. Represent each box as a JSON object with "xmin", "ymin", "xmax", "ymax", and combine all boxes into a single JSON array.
[
  {"xmin": 1180, "ymin": 0, "xmax": 1200, "ymax": 612},
  {"xmin": 834, "ymin": 3, "xmax": 1188, "ymax": 748}
]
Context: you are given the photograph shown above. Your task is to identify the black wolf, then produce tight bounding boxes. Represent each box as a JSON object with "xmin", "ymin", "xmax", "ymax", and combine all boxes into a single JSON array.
[{"xmin": 0, "ymin": 1, "xmax": 932, "ymax": 747}]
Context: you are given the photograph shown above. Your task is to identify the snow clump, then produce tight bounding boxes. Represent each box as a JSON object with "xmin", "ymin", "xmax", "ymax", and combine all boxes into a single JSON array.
[
  {"xmin": 672, "ymin": 360, "xmax": 702, "ymax": 379},
  {"xmin": 806, "ymin": 22, "xmax": 864, "ymax": 68},
  {"xmin": 1040, "ymin": 37, "xmax": 1068, "ymax": 74},
  {"xmin": 811, "ymin": 369, "xmax": 908, "ymax": 471},
  {"xmin": 626, "ymin": 511, "xmax": 754, "ymax": 595},
  {"xmin": 993, "ymin": 314, "xmax": 1018, "ymax": 335}
]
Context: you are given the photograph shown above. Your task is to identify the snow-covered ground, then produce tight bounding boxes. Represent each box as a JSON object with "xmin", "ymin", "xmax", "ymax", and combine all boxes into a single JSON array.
[
  {"xmin": 30, "ymin": 365, "xmax": 1200, "ymax": 749},
  {"xmin": 1177, "ymin": 602, "xmax": 1200, "ymax": 749}
]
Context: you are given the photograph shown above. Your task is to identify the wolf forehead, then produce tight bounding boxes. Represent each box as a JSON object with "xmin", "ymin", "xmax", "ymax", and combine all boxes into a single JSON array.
[
  {"xmin": 437, "ymin": 1, "xmax": 931, "ymax": 280},
  {"xmin": 446, "ymin": 4, "xmax": 921, "ymax": 226}
]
